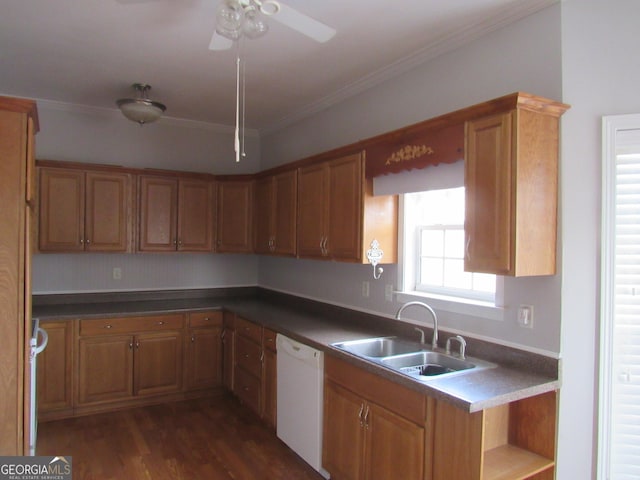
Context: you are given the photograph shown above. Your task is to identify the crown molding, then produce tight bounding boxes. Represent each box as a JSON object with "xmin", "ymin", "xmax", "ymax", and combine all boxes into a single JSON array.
[{"xmin": 260, "ymin": 0, "xmax": 558, "ymax": 136}]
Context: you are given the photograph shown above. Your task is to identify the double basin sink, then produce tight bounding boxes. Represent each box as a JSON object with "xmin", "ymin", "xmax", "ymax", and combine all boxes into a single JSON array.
[{"xmin": 332, "ymin": 336, "xmax": 495, "ymax": 381}]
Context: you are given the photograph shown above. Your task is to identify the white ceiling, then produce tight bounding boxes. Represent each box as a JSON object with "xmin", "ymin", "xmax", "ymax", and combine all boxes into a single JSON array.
[{"xmin": 0, "ymin": 0, "xmax": 556, "ymax": 131}]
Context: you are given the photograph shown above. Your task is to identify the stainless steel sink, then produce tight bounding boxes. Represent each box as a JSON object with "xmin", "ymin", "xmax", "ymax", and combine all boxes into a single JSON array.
[
  {"xmin": 332, "ymin": 336, "xmax": 422, "ymax": 358},
  {"xmin": 331, "ymin": 336, "xmax": 496, "ymax": 380},
  {"xmin": 380, "ymin": 351, "xmax": 475, "ymax": 376}
]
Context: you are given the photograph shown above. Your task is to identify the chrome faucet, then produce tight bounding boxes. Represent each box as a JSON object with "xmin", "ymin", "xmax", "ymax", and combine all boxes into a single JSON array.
[
  {"xmin": 446, "ymin": 335, "xmax": 467, "ymax": 359},
  {"xmin": 395, "ymin": 301, "xmax": 439, "ymax": 350}
]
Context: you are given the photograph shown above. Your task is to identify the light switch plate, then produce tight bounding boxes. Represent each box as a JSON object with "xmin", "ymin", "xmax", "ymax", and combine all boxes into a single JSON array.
[{"xmin": 517, "ymin": 305, "xmax": 533, "ymax": 328}]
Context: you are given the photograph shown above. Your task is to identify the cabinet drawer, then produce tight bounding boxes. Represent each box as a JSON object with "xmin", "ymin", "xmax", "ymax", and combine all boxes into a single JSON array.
[
  {"xmin": 189, "ymin": 310, "xmax": 223, "ymax": 328},
  {"xmin": 234, "ymin": 367, "xmax": 262, "ymax": 414},
  {"xmin": 235, "ymin": 335, "xmax": 263, "ymax": 375},
  {"xmin": 80, "ymin": 314, "xmax": 185, "ymax": 336},
  {"xmin": 263, "ymin": 328, "xmax": 277, "ymax": 352},
  {"xmin": 235, "ymin": 316, "xmax": 263, "ymax": 343}
]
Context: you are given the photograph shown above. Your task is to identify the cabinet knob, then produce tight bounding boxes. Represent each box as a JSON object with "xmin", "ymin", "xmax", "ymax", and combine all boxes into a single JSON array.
[
  {"xmin": 104, "ymin": 324, "xmax": 113, "ymax": 329},
  {"xmin": 156, "ymin": 321, "xmax": 165, "ymax": 326},
  {"xmin": 129, "ymin": 342, "xmax": 133, "ymax": 350},
  {"xmin": 191, "ymin": 336, "xmax": 195, "ymax": 343},
  {"xmin": 86, "ymin": 239, "xmax": 91, "ymax": 245},
  {"xmin": 135, "ymin": 341, "xmax": 140, "ymax": 349}
]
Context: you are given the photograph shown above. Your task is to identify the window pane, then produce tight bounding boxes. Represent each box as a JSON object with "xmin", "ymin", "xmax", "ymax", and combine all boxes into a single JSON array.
[
  {"xmin": 421, "ymin": 230, "xmax": 444, "ymax": 257},
  {"xmin": 420, "ymin": 258, "xmax": 443, "ymax": 285},
  {"xmin": 405, "ymin": 187, "xmax": 495, "ymax": 302},
  {"xmin": 444, "ymin": 229, "xmax": 464, "ymax": 259},
  {"xmin": 443, "ymin": 259, "xmax": 472, "ymax": 289}
]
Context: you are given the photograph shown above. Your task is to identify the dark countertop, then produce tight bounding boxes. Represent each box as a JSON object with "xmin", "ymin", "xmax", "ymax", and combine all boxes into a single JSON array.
[{"xmin": 33, "ymin": 289, "xmax": 559, "ymax": 413}]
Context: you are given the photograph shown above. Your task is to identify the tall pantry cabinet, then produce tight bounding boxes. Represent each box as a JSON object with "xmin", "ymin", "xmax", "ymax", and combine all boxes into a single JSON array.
[{"xmin": 0, "ymin": 96, "xmax": 38, "ymax": 455}]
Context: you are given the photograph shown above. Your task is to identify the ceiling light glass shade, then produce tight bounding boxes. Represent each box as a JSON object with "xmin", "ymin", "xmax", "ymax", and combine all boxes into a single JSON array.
[
  {"xmin": 116, "ymin": 83, "xmax": 166, "ymax": 125},
  {"xmin": 243, "ymin": 7, "xmax": 269, "ymax": 38},
  {"xmin": 216, "ymin": 0, "xmax": 244, "ymax": 40}
]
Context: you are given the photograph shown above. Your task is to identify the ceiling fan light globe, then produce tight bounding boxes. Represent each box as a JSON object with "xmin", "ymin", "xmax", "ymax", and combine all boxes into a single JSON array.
[
  {"xmin": 216, "ymin": 0, "xmax": 244, "ymax": 36},
  {"xmin": 243, "ymin": 9, "xmax": 269, "ymax": 38}
]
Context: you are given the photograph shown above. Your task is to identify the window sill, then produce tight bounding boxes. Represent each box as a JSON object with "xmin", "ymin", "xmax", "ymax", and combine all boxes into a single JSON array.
[{"xmin": 396, "ymin": 290, "xmax": 505, "ymax": 322}]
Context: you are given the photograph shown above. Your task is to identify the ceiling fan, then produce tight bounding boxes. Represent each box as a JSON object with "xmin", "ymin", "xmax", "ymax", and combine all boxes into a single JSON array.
[{"xmin": 208, "ymin": 0, "xmax": 336, "ymax": 51}]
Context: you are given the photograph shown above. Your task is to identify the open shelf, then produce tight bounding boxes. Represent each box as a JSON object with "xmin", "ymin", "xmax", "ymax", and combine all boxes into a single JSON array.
[{"xmin": 483, "ymin": 444, "xmax": 554, "ymax": 480}]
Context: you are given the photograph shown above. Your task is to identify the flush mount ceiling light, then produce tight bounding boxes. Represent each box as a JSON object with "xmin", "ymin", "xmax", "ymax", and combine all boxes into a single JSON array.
[{"xmin": 116, "ymin": 83, "xmax": 166, "ymax": 125}]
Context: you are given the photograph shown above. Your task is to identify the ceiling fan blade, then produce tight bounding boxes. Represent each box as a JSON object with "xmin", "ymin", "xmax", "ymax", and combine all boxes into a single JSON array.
[
  {"xmin": 272, "ymin": 3, "xmax": 336, "ymax": 43},
  {"xmin": 209, "ymin": 31, "xmax": 233, "ymax": 51}
]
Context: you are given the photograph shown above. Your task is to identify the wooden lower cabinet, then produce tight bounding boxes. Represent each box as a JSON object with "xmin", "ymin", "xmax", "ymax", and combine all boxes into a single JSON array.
[
  {"xmin": 432, "ymin": 391, "xmax": 557, "ymax": 480},
  {"xmin": 75, "ymin": 314, "xmax": 185, "ymax": 411},
  {"xmin": 230, "ymin": 317, "xmax": 277, "ymax": 427},
  {"xmin": 134, "ymin": 331, "xmax": 183, "ymax": 397},
  {"xmin": 222, "ymin": 311, "xmax": 235, "ymax": 391},
  {"xmin": 262, "ymin": 328, "xmax": 277, "ymax": 429},
  {"xmin": 323, "ymin": 356, "xmax": 428, "ymax": 480},
  {"xmin": 185, "ymin": 311, "xmax": 223, "ymax": 391},
  {"xmin": 78, "ymin": 334, "xmax": 135, "ymax": 404},
  {"xmin": 37, "ymin": 320, "xmax": 74, "ymax": 420}
]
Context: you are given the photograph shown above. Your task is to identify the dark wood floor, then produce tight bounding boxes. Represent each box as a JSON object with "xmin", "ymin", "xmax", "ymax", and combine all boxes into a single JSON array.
[{"xmin": 37, "ymin": 393, "xmax": 326, "ymax": 480}]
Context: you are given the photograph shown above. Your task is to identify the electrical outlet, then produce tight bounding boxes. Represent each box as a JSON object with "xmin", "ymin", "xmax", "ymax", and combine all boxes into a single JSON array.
[
  {"xmin": 517, "ymin": 305, "xmax": 533, "ymax": 328},
  {"xmin": 113, "ymin": 267, "xmax": 122, "ymax": 280},
  {"xmin": 362, "ymin": 281, "xmax": 370, "ymax": 298},
  {"xmin": 385, "ymin": 284, "xmax": 394, "ymax": 302}
]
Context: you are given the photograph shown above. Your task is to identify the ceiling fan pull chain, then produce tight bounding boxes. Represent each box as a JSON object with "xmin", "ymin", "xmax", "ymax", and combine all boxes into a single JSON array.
[
  {"xmin": 234, "ymin": 53, "xmax": 241, "ymax": 163},
  {"xmin": 241, "ymin": 52, "xmax": 247, "ymax": 159}
]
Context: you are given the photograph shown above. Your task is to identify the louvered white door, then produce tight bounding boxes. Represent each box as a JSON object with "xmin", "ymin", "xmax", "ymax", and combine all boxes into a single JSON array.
[{"xmin": 600, "ymin": 116, "xmax": 640, "ymax": 480}]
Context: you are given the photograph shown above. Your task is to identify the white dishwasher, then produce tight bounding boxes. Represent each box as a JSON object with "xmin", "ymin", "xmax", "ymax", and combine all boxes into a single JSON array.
[{"xmin": 276, "ymin": 334, "xmax": 330, "ymax": 479}]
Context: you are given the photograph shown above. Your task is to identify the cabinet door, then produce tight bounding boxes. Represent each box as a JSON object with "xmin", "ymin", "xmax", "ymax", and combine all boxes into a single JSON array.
[
  {"xmin": 185, "ymin": 327, "xmax": 222, "ymax": 390},
  {"xmin": 464, "ymin": 112, "xmax": 513, "ymax": 274},
  {"xmin": 134, "ymin": 331, "xmax": 183, "ymax": 396},
  {"xmin": 272, "ymin": 170, "xmax": 297, "ymax": 256},
  {"xmin": 222, "ymin": 327, "xmax": 235, "ymax": 391},
  {"xmin": 38, "ymin": 168, "xmax": 85, "ymax": 252},
  {"xmin": 85, "ymin": 171, "xmax": 132, "ymax": 252},
  {"xmin": 37, "ymin": 320, "xmax": 73, "ymax": 419},
  {"xmin": 217, "ymin": 180, "xmax": 254, "ymax": 253},
  {"xmin": 78, "ymin": 335, "xmax": 134, "ymax": 405},
  {"xmin": 138, "ymin": 175, "xmax": 178, "ymax": 251},
  {"xmin": 365, "ymin": 403, "xmax": 425, "ymax": 480},
  {"xmin": 234, "ymin": 365, "xmax": 262, "ymax": 415},
  {"xmin": 323, "ymin": 381, "xmax": 365, "ymax": 480},
  {"xmin": 254, "ymin": 176, "xmax": 274, "ymax": 254},
  {"xmin": 297, "ymin": 164, "xmax": 327, "ymax": 258},
  {"xmin": 326, "ymin": 153, "xmax": 363, "ymax": 261},
  {"xmin": 262, "ymin": 348, "xmax": 277, "ymax": 429},
  {"xmin": 178, "ymin": 179, "xmax": 214, "ymax": 251}
]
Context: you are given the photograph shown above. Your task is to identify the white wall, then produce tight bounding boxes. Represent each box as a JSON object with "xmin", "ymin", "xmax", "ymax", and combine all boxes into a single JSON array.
[
  {"xmin": 556, "ymin": 1, "xmax": 640, "ymax": 478},
  {"xmin": 260, "ymin": 5, "xmax": 563, "ymax": 354},
  {"xmin": 32, "ymin": 102, "xmax": 261, "ymax": 294}
]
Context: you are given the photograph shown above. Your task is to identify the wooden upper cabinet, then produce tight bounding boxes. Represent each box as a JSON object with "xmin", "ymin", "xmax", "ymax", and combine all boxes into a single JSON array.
[
  {"xmin": 298, "ymin": 151, "xmax": 398, "ymax": 264},
  {"xmin": 254, "ymin": 170, "xmax": 297, "ymax": 256},
  {"xmin": 216, "ymin": 179, "xmax": 253, "ymax": 253},
  {"xmin": 464, "ymin": 97, "xmax": 568, "ymax": 276},
  {"xmin": 38, "ymin": 167, "xmax": 132, "ymax": 252},
  {"xmin": 138, "ymin": 175, "xmax": 178, "ymax": 251},
  {"xmin": 178, "ymin": 179, "xmax": 215, "ymax": 251},
  {"xmin": 138, "ymin": 175, "xmax": 214, "ymax": 252}
]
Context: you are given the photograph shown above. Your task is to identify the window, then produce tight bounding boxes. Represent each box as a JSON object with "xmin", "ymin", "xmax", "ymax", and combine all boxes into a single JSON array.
[
  {"xmin": 599, "ymin": 116, "xmax": 640, "ymax": 479},
  {"xmin": 402, "ymin": 187, "xmax": 496, "ymax": 303}
]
